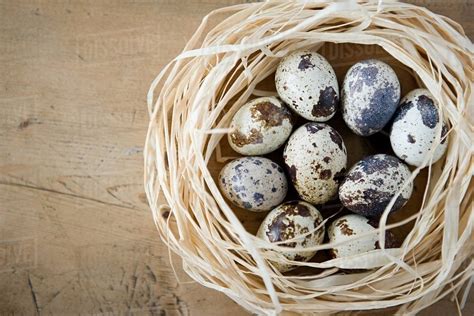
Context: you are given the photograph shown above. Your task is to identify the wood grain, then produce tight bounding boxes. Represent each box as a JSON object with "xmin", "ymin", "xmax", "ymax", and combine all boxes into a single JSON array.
[{"xmin": 0, "ymin": 1, "xmax": 471, "ymax": 315}]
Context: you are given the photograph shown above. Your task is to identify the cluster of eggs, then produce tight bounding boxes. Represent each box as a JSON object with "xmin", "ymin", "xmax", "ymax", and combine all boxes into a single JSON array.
[{"xmin": 219, "ymin": 50, "xmax": 448, "ymax": 272}]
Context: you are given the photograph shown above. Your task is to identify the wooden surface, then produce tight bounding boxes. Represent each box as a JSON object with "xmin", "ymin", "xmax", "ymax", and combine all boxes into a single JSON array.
[{"xmin": 0, "ymin": 0, "xmax": 471, "ymax": 315}]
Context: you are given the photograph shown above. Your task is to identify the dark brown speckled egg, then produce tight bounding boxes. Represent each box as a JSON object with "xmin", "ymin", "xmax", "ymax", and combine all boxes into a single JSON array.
[
  {"xmin": 339, "ymin": 154, "xmax": 413, "ymax": 218},
  {"xmin": 257, "ymin": 200, "xmax": 324, "ymax": 272}
]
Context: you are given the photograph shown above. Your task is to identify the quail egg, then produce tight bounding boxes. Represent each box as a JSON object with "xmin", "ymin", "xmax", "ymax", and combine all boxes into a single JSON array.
[
  {"xmin": 328, "ymin": 214, "xmax": 399, "ymax": 259},
  {"xmin": 275, "ymin": 50, "xmax": 339, "ymax": 122},
  {"xmin": 390, "ymin": 88, "xmax": 449, "ymax": 167},
  {"xmin": 228, "ymin": 97, "xmax": 294, "ymax": 155},
  {"xmin": 339, "ymin": 154, "xmax": 413, "ymax": 218},
  {"xmin": 283, "ymin": 122, "xmax": 347, "ymax": 205},
  {"xmin": 257, "ymin": 201, "xmax": 325, "ymax": 272},
  {"xmin": 341, "ymin": 59, "xmax": 401, "ymax": 136},
  {"xmin": 219, "ymin": 157, "xmax": 287, "ymax": 212}
]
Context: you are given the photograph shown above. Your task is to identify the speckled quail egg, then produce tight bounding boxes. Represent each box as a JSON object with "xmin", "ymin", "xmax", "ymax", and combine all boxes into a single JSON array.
[
  {"xmin": 339, "ymin": 154, "xmax": 413, "ymax": 218},
  {"xmin": 219, "ymin": 157, "xmax": 287, "ymax": 212},
  {"xmin": 328, "ymin": 214, "xmax": 399, "ymax": 259},
  {"xmin": 283, "ymin": 123, "xmax": 347, "ymax": 205},
  {"xmin": 275, "ymin": 50, "xmax": 339, "ymax": 122},
  {"xmin": 390, "ymin": 88, "xmax": 449, "ymax": 167},
  {"xmin": 228, "ymin": 97, "xmax": 294, "ymax": 155},
  {"xmin": 341, "ymin": 59, "xmax": 401, "ymax": 136},
  {"xmin": 257, "ymin": 201, "xmax": 325, "ymax": 272}
]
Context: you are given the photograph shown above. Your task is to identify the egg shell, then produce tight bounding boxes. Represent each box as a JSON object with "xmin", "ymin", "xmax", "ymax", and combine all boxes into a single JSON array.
[
  {"xmin": 228, "ymin": 97, "xmax": 294, "ymax": 155},
  {"xmin": 219, "ymin": 157, "xmax": 287, "ymax": 212},
  {"xmin": 390, "ymin": 88, "xmax": 448, "ymax": 167},
  {"xmin": 367, "ymin": 218, "xmax": 401, "ymax": 249},
  {"xmin": 328, "ymin": 214, "xmax": 398, "ymax": 259},
  {"xmin": 339, "ymin": 154, "xmax": 413, "ymax": 218},
  {"xmin": 275, "ymin": 50, "xmax": 339, "ymax": 122},
  {"xmin": 283, "ymin": 122, "xmax": 347, "ymax": 205},
  {"xmin": 341, "ymin": 59, "xmax": 401, "ymax": 136},
  {"xmin": 257, "ymin": 201, "xmax": 325, "ymax": 272}
]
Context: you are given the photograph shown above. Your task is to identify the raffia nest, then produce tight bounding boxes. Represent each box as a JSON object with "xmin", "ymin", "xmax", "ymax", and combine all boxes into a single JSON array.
[{"xmin": 144, "ymin": 0, "xmax": 473, "ymax": 314}]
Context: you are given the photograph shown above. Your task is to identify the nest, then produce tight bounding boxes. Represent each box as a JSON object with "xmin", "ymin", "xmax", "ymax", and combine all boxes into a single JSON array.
[{"xmin": 144, "ymin": 1, "xmax": 473, "ymax": 314}]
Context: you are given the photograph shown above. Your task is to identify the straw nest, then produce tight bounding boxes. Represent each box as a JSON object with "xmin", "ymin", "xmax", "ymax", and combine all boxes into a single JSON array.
[{"xmin": 144, "ymin": 1, "xmax": 473, "ymax": 314}]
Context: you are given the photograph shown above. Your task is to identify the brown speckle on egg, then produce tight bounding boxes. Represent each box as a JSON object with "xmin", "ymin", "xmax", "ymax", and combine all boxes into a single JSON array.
[
  {"xmin": 320, "ymin": 169, "xmax": 332, "ymax": 180},
  {"xmin": 276, "ymin": 50, "xmax": 339, "ymax": 122},
  {"xmin": 257, "ymin": 201, "xmax": 325, "ymax": 272},
  {"xmin": 328, "ymin": 214, "xmax": 395, "ymax": 259},
  {"xmin": 228, "ymin": 97, "xmax": 294, "ymax": 155},
  {"xmin": 333, "ymin": 168, "xmax": 346, "ymax": 184},
  {"xmin": 250, "ymin": 101, "xmax": 293, "ymax": 128},
  {"xmin": 284, "ymin": 123, "xmax": 347, "ymax": 204},
  {"xmin": 337, "ymin": 219, "xmax": 354, "ymax": 236},
  {"xmin": 311, "ymin": 86, "xmax": 338, "ymax": 119},
  {"xmin": 230, "ymin": 128, "xmax": 263, "ymax": 147},
  {"xmin": 298, "ymin": 53, "xmax": 315, "ymax": 70},
  {"xmin": 288, "ymin": 165, "xmax": 298, "ymax": 182},
  {"xmin": 416, "ymin": 94, "xmax": 439, "ymax": 128}
]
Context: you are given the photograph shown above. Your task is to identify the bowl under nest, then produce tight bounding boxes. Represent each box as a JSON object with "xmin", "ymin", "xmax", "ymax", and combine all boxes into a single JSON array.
[{"xmin": 144, "ymin": 1, "xmax": 473, "ymax": 314}]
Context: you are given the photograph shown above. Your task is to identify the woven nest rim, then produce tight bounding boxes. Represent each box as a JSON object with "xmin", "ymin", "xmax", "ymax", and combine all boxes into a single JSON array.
[{"xmin": 144, "ymin": 1, "xmax": 473, "ymax": 314}]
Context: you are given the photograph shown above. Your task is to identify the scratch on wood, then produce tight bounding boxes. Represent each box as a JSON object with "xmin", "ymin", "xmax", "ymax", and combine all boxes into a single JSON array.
[
  {"xmin": 41, "ymin": 289, "xmax": 62, "ymax": 309},
  {"xmin": 120, "ymin": 267, "xmax": 126, "ymax": 285},
  {"xmin": 0, "ymin": 181, "xmax": 144, "ymax": 212},
  {"xmin": 28, "ymin": 273, "xmax": 41, "ymax": 315},
  {"xmin": 18, "ymin": 118, "xmax": 42, "ymax": 130},
  {"xmin": 145, "ymin": 264, "xmax": 157, "ymax": 283},
  {"xmin": 123, "ymin": 146, "xmax": 143, "ymax": 156},
  {"xmin": 57, "ymin": 179, "xmax": 75, "ymax": 193},
  {"xmin": 127, "ymin": 263, "xmax": 139, "ymax": 310},
  {"xmin": 18, "ymin": 119, "xmax": 31, "ymax": 129},
  {"xmin": 174, "ymin": 294, "xmax": 189, "ymax": 316},
  {"xmin": 159, "ymin": 294, "xmax": 188, "ymax": 316},
  {"xmin": 106, "ymin": 184, "xmax": 141, "ymax": 210}
]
